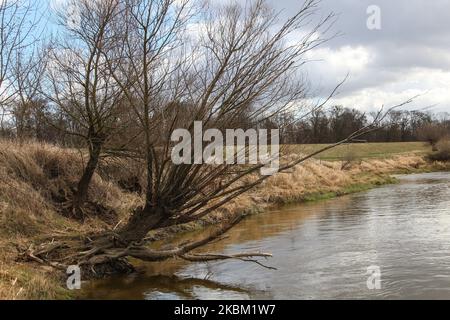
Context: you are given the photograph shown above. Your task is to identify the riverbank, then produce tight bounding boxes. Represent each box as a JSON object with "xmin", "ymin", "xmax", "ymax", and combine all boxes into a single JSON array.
[{"xmin": 0, "ymin": 141, "xmax": 449, "ymax": 299}]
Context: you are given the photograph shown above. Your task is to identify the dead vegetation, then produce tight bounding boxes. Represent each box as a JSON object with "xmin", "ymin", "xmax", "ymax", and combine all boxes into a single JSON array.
[
  {"xmin": 0, "ymin": 140, "xmax": 142, "ymax": 298},
  {"xmin": 428, "ymin": 139, "xmax": 450, "ymax": 162}
]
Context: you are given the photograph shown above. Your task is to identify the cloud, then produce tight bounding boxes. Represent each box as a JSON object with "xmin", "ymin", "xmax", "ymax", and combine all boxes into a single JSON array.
[
  {"xmin": 269, "ymin": 0, "xmax": 450, "ymax": 113},
  {"xmin": 328, "ymin": 68, "xmax": 450, "ymax": 113}
]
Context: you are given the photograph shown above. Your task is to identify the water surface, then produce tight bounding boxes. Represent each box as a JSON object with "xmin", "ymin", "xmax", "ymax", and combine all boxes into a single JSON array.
[{"xmin": 83, "ymin": 172, "xmax": 450, "ymax": 300}]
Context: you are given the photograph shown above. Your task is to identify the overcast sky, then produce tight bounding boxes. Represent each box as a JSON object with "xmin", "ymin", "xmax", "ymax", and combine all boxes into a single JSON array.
[{"xmin": 266, "ymin": 0, "xmax": 450, "ymax": 113}]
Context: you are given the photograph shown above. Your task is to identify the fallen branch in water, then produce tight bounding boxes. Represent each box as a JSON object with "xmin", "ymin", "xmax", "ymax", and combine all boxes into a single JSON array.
[{"xmin": 181, "ymin": 253, "xmax": 276, "ymax": 270}]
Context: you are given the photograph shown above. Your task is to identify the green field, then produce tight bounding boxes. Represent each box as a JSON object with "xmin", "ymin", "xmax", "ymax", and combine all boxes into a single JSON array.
[{"xmin": 285, "ymin": 142, "xmax": 431, "ymax": 161}]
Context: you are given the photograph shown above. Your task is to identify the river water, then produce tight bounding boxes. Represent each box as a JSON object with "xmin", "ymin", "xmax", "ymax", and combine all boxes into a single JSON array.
[{"xmin": 82, "ymin": 172, "xmax": 450, "ymax": 300}]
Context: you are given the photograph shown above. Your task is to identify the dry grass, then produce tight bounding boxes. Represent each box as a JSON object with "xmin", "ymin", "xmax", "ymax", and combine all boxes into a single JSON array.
[
  {"xmin": 221, "ymin": 154, "xmax": 426, "ymax": 213},
  {"xmin": 0, "ymin": 263, "xmax": 71, "ymax": 300}
]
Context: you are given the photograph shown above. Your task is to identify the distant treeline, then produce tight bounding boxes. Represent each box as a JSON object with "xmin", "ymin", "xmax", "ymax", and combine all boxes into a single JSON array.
[
  {"xmin": 268, "ymin": 106, "xmax": 450, "ymax": 144},
  {"xmin": 1, "ymin": 103, "xmax": 449, "ymax": 146}
]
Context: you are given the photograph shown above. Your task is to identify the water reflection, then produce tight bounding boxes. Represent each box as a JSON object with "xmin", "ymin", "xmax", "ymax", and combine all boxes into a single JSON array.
[
  {"xmin": 83, "ymin": 274, "xmax": 261, "ymax": 300},
  {"xmin": 83, "ymin": 172, "xmax": 450, "ymax": 300}
]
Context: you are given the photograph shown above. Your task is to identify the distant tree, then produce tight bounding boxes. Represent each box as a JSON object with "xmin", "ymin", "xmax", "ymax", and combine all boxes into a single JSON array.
[
  {"xmin": 329, "ymin": 106, "xmax": 366, "ymax": 142},
  {"xmin": 309, "ymin": 109, "xmax": 330, "ymax": 143},
  {"xmin": 11, "ymin": 46, "xmax": 48, "ymax": 141},
  {"xmin": 418, "ymin": 123, "xmax": 448, "ymax": 151},
  {"xmin": 0, "ymin": 0, "xmax": 41, "ymax": 136}
]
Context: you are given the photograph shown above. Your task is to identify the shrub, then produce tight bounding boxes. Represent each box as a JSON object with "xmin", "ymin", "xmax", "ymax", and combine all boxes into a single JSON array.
[
  {"xmin": 418, "ymin": 124, "xmax": 448, "ymax": 151},
  {"xmin": 427, "ymin": 139, "xmax": 450, "ymax": 162}
]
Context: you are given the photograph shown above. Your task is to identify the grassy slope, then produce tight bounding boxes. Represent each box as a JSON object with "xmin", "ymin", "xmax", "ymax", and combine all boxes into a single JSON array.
[
  {"xmin": 0, "ymin": 140, "xmax": 446, "ymax": 299},
  {"xmin": 0, "ymin": 140, "xmax": 141, "ymax": 299}
]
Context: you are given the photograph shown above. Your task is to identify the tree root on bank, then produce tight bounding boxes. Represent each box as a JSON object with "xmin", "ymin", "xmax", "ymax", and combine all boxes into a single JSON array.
[
  {"xmin": 51, "ymin": 188, "xmax": 117, "ymax": 223},
  {"xmin": 19, "ymin": 215, "xmax": 275, "ymax": 278},
  {"xmin": 58, "ymin": 200, "xmax": 117, "ymax": 224}
]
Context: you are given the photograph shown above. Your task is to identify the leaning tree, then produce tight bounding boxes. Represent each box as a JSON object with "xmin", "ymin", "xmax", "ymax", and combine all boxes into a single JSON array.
[{"xmin": 28, "ymin": 0, "xmax": 413, "ymax": 274}]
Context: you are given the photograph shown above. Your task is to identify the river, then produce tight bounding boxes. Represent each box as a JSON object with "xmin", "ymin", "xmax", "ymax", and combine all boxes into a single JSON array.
[{"xmin": 82, "ymin": 172, "xmax": 450, "ymax": 300}]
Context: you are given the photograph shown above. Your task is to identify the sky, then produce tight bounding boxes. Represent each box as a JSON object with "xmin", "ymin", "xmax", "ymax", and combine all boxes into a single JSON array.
[
  {"xmin": 39, "ymin": 0, "xmax": 450, "ymax": 114},
  {"xmin": 268, "ymin": 0, "xmax": 450, "ymax": 114}
]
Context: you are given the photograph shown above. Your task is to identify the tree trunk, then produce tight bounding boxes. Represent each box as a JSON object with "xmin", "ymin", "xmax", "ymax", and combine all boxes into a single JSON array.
[
  {"xmin": 118, "ymin": 206, "xmax": 166, "ymax": 243},
  {"xmin": 72, "ymin": 138, "xmax": 103, "ymax": 216}
]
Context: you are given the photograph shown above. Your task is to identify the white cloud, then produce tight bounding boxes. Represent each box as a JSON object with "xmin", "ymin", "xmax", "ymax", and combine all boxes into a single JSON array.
[
  {"xmin": 298, "ymin": 43, "xmax": 450, "ymax": 113},
  {"xmin": 328, "ymin": 68, "xmax": 450, "ymax": 113},
  {"xmin": 307, "ymin": 46, "xmax": 373, "ymax": 74}
]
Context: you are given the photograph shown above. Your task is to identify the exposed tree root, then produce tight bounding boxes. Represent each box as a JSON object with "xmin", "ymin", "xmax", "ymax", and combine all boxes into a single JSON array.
[
  {"xmin": 50, "ymin": 188, "xmax": 117, "ymax": 223},
  {"xmin": 20, "ymin": 215, "xmax": 275, "ymax": 279}
]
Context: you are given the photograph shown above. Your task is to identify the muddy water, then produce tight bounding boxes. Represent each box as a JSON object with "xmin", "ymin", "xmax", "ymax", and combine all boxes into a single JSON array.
[{"xmin": 82, "ymin": 172, "xmax": 450, "ymax": 300}]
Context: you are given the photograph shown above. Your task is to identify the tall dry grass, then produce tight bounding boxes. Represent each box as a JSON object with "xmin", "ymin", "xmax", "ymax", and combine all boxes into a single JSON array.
[
  {"xmin": 0, "ymin": 140, "xmax": 142, "ymax": 234},
  {"xmin": 233, "ymin": 154, "xmax": 425, "ymax": 208},
  {"xmin": 0, "ymin": 140, "xmax": 142, "ymax": 299}
]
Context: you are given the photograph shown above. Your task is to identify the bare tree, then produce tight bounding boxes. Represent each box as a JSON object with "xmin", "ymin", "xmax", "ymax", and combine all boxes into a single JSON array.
[
  {"xmin": 11, "ymin": 44, "xmax": 48, "ymax": 140},
  {"xmin": 111, "ymin": 0, "xmax": 334, "ymax": 243},
  {"xmin": 0, "ymin": 0, "xmax": 41, "ymax": 135},
  {"xmin": 28, "ymin": 0, "xmax": 414, "ymax": 273},
  {"xmin": 41, "ymin": 0, "xmax": 129, "ymax": 218}
]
